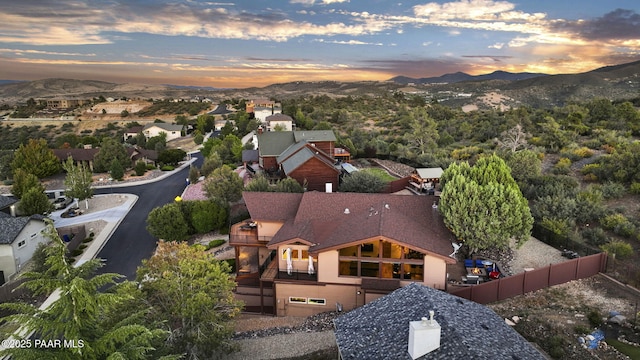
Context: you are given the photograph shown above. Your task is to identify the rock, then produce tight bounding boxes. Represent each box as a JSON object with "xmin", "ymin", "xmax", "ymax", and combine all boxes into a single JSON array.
[
  {"xmin": 511, "ymin": 316, "xmax": 520, "ymax": 323},
  {"xmin": 505, "ymin": 318, "xmax": 516, "ymax": 326},
  {"xmin": 608, "ymin": 314, "xmax": 626, "ymax": 324}
]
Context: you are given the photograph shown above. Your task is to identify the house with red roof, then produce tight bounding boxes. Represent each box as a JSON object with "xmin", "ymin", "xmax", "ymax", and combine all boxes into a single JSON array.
[{"xmin": 230, "ymin": 191, "xmax": 457, "ymax": 316}]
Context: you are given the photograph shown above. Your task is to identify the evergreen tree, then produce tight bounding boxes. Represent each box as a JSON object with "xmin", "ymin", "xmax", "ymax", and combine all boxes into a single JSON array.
[
  {"xmin": 439, "ymin": 154, "xmax": 533, "ymax": 253},
  {"xmin": 146, "ymin": 203, "xmax": 190, "ymax": 241},
  {"xmin": 136, "ymin": 241, "xmax": 243, "ymax": 359},
  {"xmin": 339, "ymin": 171, "xmax": 386, "ymax": 193},
  {"xmin": 18, "ymin": 186, "xmax": 52, "ymax": 215},
  {"xmin": 203, "ymin": 165, "xmax": 243, "ymax": 204},
  {"xmin": 93, "ymin": 138, "xmax": 130, "ymax": 173},
  {"xmin": 275, "ymin": 177, "xmax": 305, "ymax": 193},
  {"xmin": 11, "ymin": 168, "xmax": 43, "ymax": 199},
  {"xmin": 244, "ymin": 174, "xmax": 272, "ymax": 192},
  {"xmin": 109, "ymin": 158, "xmax": 124, "ymax": 181},
  {"xmin": 11, "ymin": 138, "xmax": 61, "ymax": 179},
  {"xmin": 0, "ymin": 222, "xmax": 173, "ymax": 360},
  {"xmin": 62, "ymin": 157, "xmax": 94, "ymax": 209}
]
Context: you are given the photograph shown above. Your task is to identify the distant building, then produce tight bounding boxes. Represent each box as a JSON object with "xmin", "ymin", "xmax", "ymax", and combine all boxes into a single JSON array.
[
  {"xmin": 142, "ymin": 123, "xmax": 184, "ymax": 141},
  {"xmin": 46, "ymin": 99, "xmax": 91, "ymax": 109}
]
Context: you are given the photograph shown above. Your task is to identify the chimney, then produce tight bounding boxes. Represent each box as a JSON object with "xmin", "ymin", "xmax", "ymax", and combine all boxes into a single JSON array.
[{"xmin": 408, "ymin": 311, "xmax": 441, "ymax": 359}]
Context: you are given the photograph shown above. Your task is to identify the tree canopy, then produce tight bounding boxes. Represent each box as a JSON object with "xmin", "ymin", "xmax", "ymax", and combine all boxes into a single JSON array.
[
  {"xmin": 439, "ymin": 154, "xmax": 533, "ymax": 253},
  {"xmin": 11, "ymin": 138, "xmax": 61, "ymax": 179},
  {"xmin": 63, "ymin": 157, "xmax": 93, "ymax": 208},
  {"xmin": 136, "ymin": 241, "xmax": 243, "ymax": 359},
  {"xmin": 339, "ymin": 170, "xmax": 387, "ymax": 193},
  {"xmin": 146, "ymin": 202, "xmax": 190, "ymax": 241},
  {"xmin": 204, "ymin": 165, "xmax": 244, "ymax": 204},
  {"xmin": 0, "ymin": 222, "xmax": 172, "ymax": 360},
  {"xmin": 93, "ymin": 138, "xmax": 130, "ymax": 173},
  {"xmin": 11, "ymin": 168, "xmax": 43, "ymax": 199}
]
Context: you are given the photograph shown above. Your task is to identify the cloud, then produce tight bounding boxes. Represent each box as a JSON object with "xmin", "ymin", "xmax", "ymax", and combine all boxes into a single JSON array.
[
  {"xmin": 290, "ymin": 0, "xmax": 349, "ymax": 5},
  {"xmin": 0, "ymin": 48, "xmax": 96, "ymax": 56},
  {"xmin": 551, "ymin": 9, "xmax": 640, "ymax": 41},
  {"xmin": 314, "ymin": 39, "xmax": 383, "ymax": 45}
]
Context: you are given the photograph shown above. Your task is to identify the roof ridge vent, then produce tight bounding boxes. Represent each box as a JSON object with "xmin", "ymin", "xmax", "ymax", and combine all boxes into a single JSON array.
[{"xmin": 344, "ymin": 208, "xmax": 350, "ymax": 214}]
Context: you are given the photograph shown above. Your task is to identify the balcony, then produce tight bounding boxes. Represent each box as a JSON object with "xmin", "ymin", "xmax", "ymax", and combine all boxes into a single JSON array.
[
  {"xmin": 229, "ymin": 221, "xmax": 273, "ymax": 246},
  {"xmin": 260, "ymin": 259, "xmax": 318, "ymax": 282}
]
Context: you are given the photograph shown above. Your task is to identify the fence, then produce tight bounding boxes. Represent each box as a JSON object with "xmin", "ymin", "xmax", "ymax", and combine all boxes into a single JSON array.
[
  {"xmin": 383, "ymin": 176, "xmax": 411, "ymax": 193},
  {"xmin": 532, "ymin": 223, "xmax": 599, "ymax": 256},
  {"xmin": 0, "ymin": 278, "xmax": 28, "ymax": 304},
  {"xmin": 449, "ymin": 252, "xmax": 607, "ymax": 304}
]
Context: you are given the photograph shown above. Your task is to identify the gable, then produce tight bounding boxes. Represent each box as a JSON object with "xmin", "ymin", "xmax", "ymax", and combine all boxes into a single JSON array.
[{"xmin": 0, "ymin": 217, "xmax": 44, "ymax": 245}]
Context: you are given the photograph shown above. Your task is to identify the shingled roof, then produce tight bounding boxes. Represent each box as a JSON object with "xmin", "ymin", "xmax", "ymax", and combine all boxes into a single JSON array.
[
  {"xmin": 0, "ymin": 195, "xmax": 17, "ymax": 211},
  {"xmin": 334, "ymin": 283, "xmax": 545, "ymax": 360},
  {"xmin": 0, "ymin": 215, "xmax": 46, "ymax": 245},
  {"xmin": 243, "ymin": 192, "xmax": 455, "ymax": 261}
]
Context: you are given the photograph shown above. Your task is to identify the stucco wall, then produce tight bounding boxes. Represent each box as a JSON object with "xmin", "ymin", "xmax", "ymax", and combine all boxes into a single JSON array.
[
  {"xmin": 423, "ymin": 255, "xmax": 447, "ymax": 289},
  {"xmin": 2, "ymin": 220, "xmax": 47, "ymax": 282},
  {"xmin": 256, "ymin": 221, "xmax": 283, "ymax": 238}
]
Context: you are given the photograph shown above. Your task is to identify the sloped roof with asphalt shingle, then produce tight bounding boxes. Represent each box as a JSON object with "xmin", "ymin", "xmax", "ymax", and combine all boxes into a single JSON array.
[
  {"xmin": 0, "ymin": 195, "xmax": 17, "ymax": 210},
  {"xmin": 53, "ymin": 148, "xmax": 99, "ymax": 162},
  {"xmin": 257, "ymin": 132, "xmax": 296, "ymax": 157},
  {"xmin": 0, "ymin": 216, "xmax": 46, "ymax": 245},
  {"xmin": 143, "ymin": 123, "xmax": 184, "ymax": 132},
  {"xmin": 334, "ymin": 282, "xmax": 545, "ymax": 360},
  {"xmin": 293, "ymin": 130, "xmax": 336, "ymax": 142},
  {"xmin": 243, "ymin": 192, "xmax": 455, "ymax": 261}
]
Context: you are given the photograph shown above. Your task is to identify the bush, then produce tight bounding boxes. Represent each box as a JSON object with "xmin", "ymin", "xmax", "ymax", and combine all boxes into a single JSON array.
[
  {"xmin": 70, "ymin": 249, "xmax": 83, "ymax": 257},
  {"xmin": 574, "ymin": 325, "xmax": 591, "ymax": 335},
  {"xmin": 82, "ymin": 237, "xmax": 93, "ymax": 243},
  {"xmin": 601, "ymin": 181, "xmax": 626, "ymax": 199},
  {"xmin": 614, "ymin": 222, "xmax": 636, "ymax": 238},
  {"xmin": 3, "ymin": 179, "xmax": 13, "ymax": 186},
  {"xmin": 630, "ymin": 182, "xmax": 640, "ymax": 195},
  {"xmin": 78, "ymin": 244, "xmax": 87, "ymax": 250},
  {"xmin": 134, "ymin": 161, "xmax": 147, "ymax": 176},
  {"xmin": 194, "ymin": 133, "xmax": 204, "ymax": 145},
  {"xmin": 601, "ymin": 213, "xmax": 628, "ymax": 230},
  {"xmin": 146, "ymin": 164, "xmax": 156, "ymax": 170},
  {"xmin": 206, "ymin": 239, "xmax": 226, "ymax": 250},
  {"xmin": 582, "ymin": 227, "xmax": 608, "ymax": 246},
  {"xmin": 160, "ymin": 165, "xmax": 174, "ymax": 171},
  {"xmin": 587, "ymin": 310, "xmax": 603, "ymax": 327},
  {"xmin": 552, "ymin": 158, "xmax": 572, "ymax": 175}
]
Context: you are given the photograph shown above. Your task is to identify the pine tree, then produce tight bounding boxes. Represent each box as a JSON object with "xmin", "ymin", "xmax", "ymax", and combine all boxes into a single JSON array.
[{"xmin": 11, "ymin": 138, "xmax": 61, "ymax": 179}]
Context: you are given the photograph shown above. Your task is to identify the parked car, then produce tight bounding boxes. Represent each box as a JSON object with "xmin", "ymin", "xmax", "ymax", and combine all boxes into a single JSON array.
[{"xmin": 52, "ymin": 197, "xmax": 73, "ymax": 210}]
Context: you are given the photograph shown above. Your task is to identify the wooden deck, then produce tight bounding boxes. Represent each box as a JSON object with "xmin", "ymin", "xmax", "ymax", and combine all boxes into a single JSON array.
[
  {"xmin": 229, "ymin": 222, "xmax": 272, "ymax": 246},
  {"xmin": 261, "ymin": 259, "xmax": 278, "ymax": 281}
]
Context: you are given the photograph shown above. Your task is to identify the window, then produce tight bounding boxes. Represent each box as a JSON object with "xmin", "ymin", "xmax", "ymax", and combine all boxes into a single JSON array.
[
  {"xmin": 337, "ymin": 242, "xmax": 426, "ymax": 282},
  {"xmin": 289, "ymin": 297, "xmax": 307, "ymax": 304},
  {"xmin": 308, "ymin": 298, "xmax": 326, "ymax": 305},
  {"xmin": 17, "ymin": 240, "xmax": 26, "ymax": 248},
  {"xmin": 301, "ymin": 250, "xmax": 309, "ymax": 260}
]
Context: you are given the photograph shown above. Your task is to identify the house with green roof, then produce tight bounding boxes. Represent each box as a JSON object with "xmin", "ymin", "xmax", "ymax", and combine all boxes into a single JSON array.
[{"xmin": 257, "ymin": 130, "xmax": 339, "ymax": 192}]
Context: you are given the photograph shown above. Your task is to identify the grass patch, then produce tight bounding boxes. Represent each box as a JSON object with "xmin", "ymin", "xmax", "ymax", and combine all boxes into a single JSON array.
[
  {"xmin": 361, "ymin": 168, "xmax": 396, "ymax": 183},
  {"xmin": 606, "ymin": 338, "xmax": 640, "ymax": 358}
]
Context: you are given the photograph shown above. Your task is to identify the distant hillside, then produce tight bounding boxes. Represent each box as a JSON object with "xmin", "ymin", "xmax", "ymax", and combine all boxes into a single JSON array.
[{"xmin": 389, "ymin": 70, "xmax": 547, "ymax": 85}]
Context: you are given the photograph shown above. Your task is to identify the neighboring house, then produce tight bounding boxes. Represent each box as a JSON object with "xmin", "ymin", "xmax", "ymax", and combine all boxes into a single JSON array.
[
  {"xmin": 53, "ymin": 147, "xmax": 157, "ymax": 171},
  {"xmin": 0, "ymin": 214, "xmax": 47, "ymax": 284},
  {"xmin": 0, "ymin": 195, "xmax": 18, "ymax": 216},
  {"xmin": 142, "ymin": 123, "xmax": 184, "ymax": 141},
  {"xmin": 264, "ymin": 113, "xmax": 295, "ymax": 131},
  {"xmin": 53, "ymin": 148, "xmax": 100, "ymax": 171},
  {"xmin": 123, "ymin": 125, "xmax": 144, "ymax": 142},
  {"xmin": 410, "ymin": 167, "xmax": 443, "ymax": 193},
  {"xmin": 246, "ymin": 99, "xmax": 282, "ymax": 123},
  {"xmin": 214, "ymin": 119, "xmax": 236, "ymax": 131},
  {"xmin": 257, "ymin": 130, "xmax": 339, "ymax": 191},
  {"xmin": 230, "ymin": 192, "xmax": 456, "ymax": 316},
  {"xmin": 333, "ymin": 282, "xmax": 545, "ymax": 359}
]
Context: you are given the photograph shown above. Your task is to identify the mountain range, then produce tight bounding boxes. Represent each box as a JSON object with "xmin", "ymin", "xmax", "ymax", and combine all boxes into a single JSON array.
[{"xmin": 1, "ymin": 59, "xmax": 639, "ymax": 109}]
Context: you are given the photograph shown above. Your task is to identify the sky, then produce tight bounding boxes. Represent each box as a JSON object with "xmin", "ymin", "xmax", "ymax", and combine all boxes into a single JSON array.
[{"xmin": 0, "ymin": 0, "xmax": 639, "ymax": 88}]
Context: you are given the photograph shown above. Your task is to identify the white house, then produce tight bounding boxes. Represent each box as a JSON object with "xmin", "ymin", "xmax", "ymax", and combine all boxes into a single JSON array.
[
  {"xmin": 0, "ymin": 215, "xmax": 48, "ymax": 283},
  {"xmin": 265, "ymin": 113, "xmax": 295, "ymax": 131},
  {"xmin": 142, "ymin": 123, "xmax": 184, "ymax": 141}
]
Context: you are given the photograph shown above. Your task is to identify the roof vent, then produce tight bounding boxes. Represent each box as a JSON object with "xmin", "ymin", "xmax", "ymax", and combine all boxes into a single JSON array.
[
  {"xmin": 344, "ymin": 208, "xmax": 350, "ymax": 214},
  {"xmin": 384, "ymin": 203, "xmax": 390, "ymax": 209},
  {"xmin": 408, "ymin": 310, "xmax": 441, "ymax": 359}
]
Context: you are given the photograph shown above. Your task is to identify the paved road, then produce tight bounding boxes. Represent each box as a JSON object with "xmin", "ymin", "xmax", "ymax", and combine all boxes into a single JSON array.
[{"xmin": 94, "ymin": 153, "xmax": 203, "ymax": 280}]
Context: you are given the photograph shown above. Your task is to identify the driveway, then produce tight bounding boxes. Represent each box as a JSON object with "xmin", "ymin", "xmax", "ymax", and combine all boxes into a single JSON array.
[{"xmin": 94, "ymin": 153, "xmax": 203, "ymax": 279}]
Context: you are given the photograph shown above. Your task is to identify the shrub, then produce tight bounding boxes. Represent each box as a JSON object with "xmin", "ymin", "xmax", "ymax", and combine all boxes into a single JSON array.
[
  {"xmin": 134, "ymin": 160, "xmax": 147, "ymax": 176},
  {"xmin": 582, "ymin": 227, "xmax": 608, "ymax": 246},
  {"xmin": 574, "ymin": 325, "xmax": 591, "ymax": 335},
  {"xmin": 552, "ymin": 158, "xmax": 571, "ymax": 175},
  {"xmin": 78, "ymin": 244, "xmax": 87, "ymax": 250},
  {"xmin": 587, "ymin": 310, "xmax": 603, "ymax": 327},
  {"xmin": 601, "ymin": 213, "xmax": 628, "ymax": 230},
  {"xmin": 2, "ymin": 179, "xmax": 13, "ymax": 186},
  {"xmin": 629, "ymin": 182, "xmax": 640, "ymax": 195},
  {"xmin": 601, "ymin": 181, "xmax": 626, "ymax": 199},
  {"xmin": 160, "ymin": 165, "xmax": 174, "ymax": 171},
  {"xmin": 71, "ymin": 249, "xmax": 83, "ymax": 257},
  {"xmin": 573, "ymin": 147, "xmax": 594, "ymax": 158},
  {"xmin": 146, "ymin": 164, "xmax": 156, "ymax": 170},
  {"xmin": 206, "ymin": 239, "xmax": 226, "ymax": 250},
  {"xmin": 601, "ymin": 240, "xmax": 634, "ymax": 259},
  {"xmin": 82, "ymin": 237, "xmax": 93, "ymax": 243},
  {"xmin": 194, "ymin": 133, "xmax": 204, "ymax": 145},
  {"xmin": 614, "ymin": 222, "xmax": 636, "ymax": 238}
]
